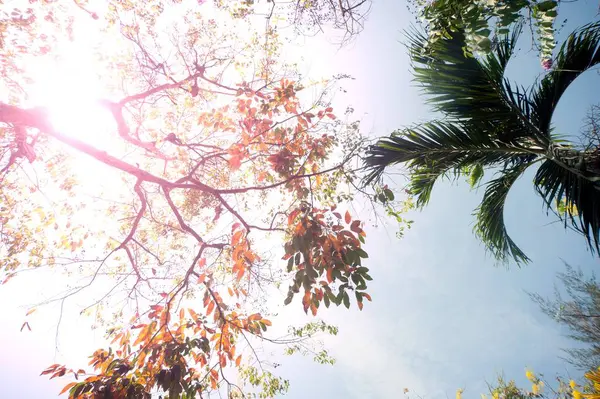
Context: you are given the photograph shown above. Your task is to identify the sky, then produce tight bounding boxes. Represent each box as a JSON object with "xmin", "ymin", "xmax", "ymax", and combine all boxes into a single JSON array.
[{"xmin": 1, "ymin": 0, "xmax": 600, "ymax": 398}]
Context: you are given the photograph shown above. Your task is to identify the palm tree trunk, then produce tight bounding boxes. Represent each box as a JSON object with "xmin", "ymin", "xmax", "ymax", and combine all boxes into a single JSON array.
[{"xmin": 549, "ymin": 144, "xmax": 600, "ymax": 179}]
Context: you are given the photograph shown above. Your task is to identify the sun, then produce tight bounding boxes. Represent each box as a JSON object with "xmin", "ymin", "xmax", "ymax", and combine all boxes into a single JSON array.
[{"xmin": 26, "ymin": 35, "xmax": 117, "ymax": 151}]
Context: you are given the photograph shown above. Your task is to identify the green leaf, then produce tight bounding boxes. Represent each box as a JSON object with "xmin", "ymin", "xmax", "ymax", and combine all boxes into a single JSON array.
[
  {"xmin": 355, "ymin": 248, "xmax": 369, "ymax": 258},
  {"xmin": 384, "ymin": 188, "xmax": 395, "ymax": 201},
  {"xmin": 323, "ymin": 294, "xmax": 330, "ymax": 308},
  {"xmin": 342, "ymin": 292, "xmax": 350, "ymax": 309},
  {"xmin": 469, "ymin": 163, "xmax": 484, "ymax": 188},
  {"xmin": 536, "ymin": 0, "xmax": 557, "ymax": 12}
]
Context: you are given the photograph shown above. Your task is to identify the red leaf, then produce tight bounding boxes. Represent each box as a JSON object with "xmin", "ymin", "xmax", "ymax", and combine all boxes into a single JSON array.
[
  {"xmin": 229, "ymin": 155, "xmax": 241, "ymax": 170},
  {"xmin": 41, "ymin": 365, "xmax": 59, "ymax": 376},
  {"xmin": 350, "ymin": 220, "xmax": 361, "ymax": 233},
  {"xmin": 357, "ymin": 301, "xmax": 364, "ymax": 311},
  {"xmin": 344, "ymin": 211, "xmax": 351, "ymax": 224}
]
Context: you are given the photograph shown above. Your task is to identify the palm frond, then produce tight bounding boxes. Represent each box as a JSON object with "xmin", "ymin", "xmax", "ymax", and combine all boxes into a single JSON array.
[
  {"xmin": 534, "ymin": 158, "xmax": 600, "ymax": 254},
  {"xmin": 532, "ymin": 21, "xmax": 600, "ymax": 136},
  {"xmin": 474, "ymin": 162, "xmax": 533, "ymax": 264},
  {"xmin": 364, "ymin": 120, "xmax": 537, "ymax": 205},
  {"xmin": 407, "ymin": 25, "xmax": 546, "ymax": 145}
]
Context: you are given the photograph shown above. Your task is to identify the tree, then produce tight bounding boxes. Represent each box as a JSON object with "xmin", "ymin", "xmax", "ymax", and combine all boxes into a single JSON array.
[
  {"xmin": 214, "ymin": 0, "xmax": 371, "ymax": 45},
  {"xmin": 530, "ymin": 263, "xmax": 600, "ymax": 371},
  {"xmin": 407, "ymin": 0, "xmax": 560, "ymax": 64},
  {"xmin": 364, "ymin": 22, "xmax": 600, "ymax": 264},
  {"xmin": 405, "ymin": 368, "xmax": 600, "ymax": 399},
  {"xmin": 0, "ymin": 1, "xmax": 399, "ymax": 397}
]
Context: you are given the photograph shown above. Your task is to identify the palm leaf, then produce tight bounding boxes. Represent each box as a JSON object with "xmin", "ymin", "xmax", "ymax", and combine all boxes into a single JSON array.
[
  {"xmin": 407, "ymin": 25, "xmax": 547, "ymax": 146},
  {"xmin": 474, "ymin": 162, "xmax": 533, "ymax": 264},
  {"xmin": 532, "ymin": 21, "xmax": 600, "ymax": 136},
  {"xmin": 364, "ymin": 120, "xmax": 538, "ymax": 204},
  {"xmin": 534, "ymin": 158, "xmax": 600, "ymax": 254}
]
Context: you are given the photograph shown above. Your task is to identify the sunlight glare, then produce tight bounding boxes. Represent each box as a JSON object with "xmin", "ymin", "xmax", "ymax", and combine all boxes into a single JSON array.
[{"xmin": 28, "ymin": 43, "xmax": 116, "ymax": 151}]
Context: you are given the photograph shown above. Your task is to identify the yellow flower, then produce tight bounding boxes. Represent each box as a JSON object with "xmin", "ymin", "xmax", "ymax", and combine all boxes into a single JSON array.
[
  {"xmin": 492, "ymin": 392, "xmax": 499, "ymax": 399},
  {"xmin": 572, "ymin": 390, "xmax": 582, "ymax": 399},
  {"xmin": 570, "ymin": 380, "xmax": 577, "ymax": 389},
  {"xmin": 526, "ymin": 369, "xmax": 535, "ymax": 382},
  {"xmin": 532, "ymin": 383, "xmax": 541, "ymax": 395},
  {"xmin": 456, "ymin": 389, "xmax": 463, "ymax": 399}
]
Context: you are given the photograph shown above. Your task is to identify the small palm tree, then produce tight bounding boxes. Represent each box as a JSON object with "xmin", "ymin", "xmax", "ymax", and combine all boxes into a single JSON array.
[{"xmin": 364, "ymin": 22, "xmax": 600, "ymax": 264}]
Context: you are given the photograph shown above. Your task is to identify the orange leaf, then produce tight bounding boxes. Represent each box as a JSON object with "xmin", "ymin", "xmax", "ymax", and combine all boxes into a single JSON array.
[
  {"xmin": 207, "ymin": 301, "xmax": 215, "ymax": 316},
  {"xmin": 58, "ymin": 382, "xmax": 77, "ymax": 395},
  {"xmin": 26, "ymin": 308, "xmax": 36, "ymax": 316},
  {"xmin": 179, "ymin": 308, "xmax": 185, "ymax": 320},
  {"xmin": 357, "ymin": 301, "xmax": 364, "ymax": 311},
  {"xmin": 220, "ymin": 353, "xmax": 226, "ymax": 368},
  {"xmin": 236, "ymin": 266, "xmax": 245, "ymax": 282},
  {"xmin": 326, "ymin": 268, "xmax": 333, "ymax": 283},
  {"xmin": 232, "ymin": 230, "xmax": 243, "ymax": 245},
  {"xmin": 188, "ymin": 308, "xmax": 199, "ymax": 320},
  {"xmin": 262, "ymin": 319, "xmax": 272, "ymax": 327},
  {"xmin": 344, "ymin": 211, "xmax": 351, "ymax": 224},
  {"xmin": 362, "ymin": 293, "xmax": 372, "ymax": 302},
  {"xmin": 236, "ymin": 355, "xmax": 242, "ymax": 367}
]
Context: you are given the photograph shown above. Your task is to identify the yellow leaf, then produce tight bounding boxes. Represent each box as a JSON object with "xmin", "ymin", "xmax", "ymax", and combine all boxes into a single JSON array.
[{"xmin": 525, "ymin": 369, "xmax": 535, "ymax": 382}]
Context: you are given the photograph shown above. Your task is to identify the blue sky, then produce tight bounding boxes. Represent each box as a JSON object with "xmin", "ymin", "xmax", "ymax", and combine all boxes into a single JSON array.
[{"xmin": 2, "ymin": 0, "xmax": 600, "ymax": 398}]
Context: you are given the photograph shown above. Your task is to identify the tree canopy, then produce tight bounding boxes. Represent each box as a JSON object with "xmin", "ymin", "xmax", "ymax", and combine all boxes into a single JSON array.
[{"xmin": 0, "ymin": 1, "xmax": 397, "ymax": 397}]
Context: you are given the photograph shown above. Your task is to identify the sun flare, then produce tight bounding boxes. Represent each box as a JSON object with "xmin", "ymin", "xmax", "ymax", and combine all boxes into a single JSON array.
[{"xmin": 27, "ymin": 42, "xmax": 116, "ymax": 151}]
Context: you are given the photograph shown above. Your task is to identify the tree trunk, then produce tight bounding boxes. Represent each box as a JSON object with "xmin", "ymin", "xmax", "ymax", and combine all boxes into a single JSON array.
[{"xmin": 550, "ymin": 144, "xmax": 600, "ymax": 179}]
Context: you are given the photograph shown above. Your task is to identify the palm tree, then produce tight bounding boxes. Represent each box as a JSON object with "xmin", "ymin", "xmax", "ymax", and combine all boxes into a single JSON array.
[{"xmin": 364, "ymin": 22, "xmax": 600, "ymax": 264}]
